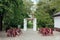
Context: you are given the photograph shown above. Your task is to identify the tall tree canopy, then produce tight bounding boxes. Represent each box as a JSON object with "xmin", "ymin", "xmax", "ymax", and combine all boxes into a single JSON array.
[
  {"xmin": 23, "ymin": 0, "xmax": 33, "ymax": 15},
  {"xmin": 35, "ymin": 0, "xmax": 60, "ymax": 28},
  {"xmin": 1, "ymin": 0, "xmax": 60, "ymax": 30},
  {"xmin": 0, "ymin": 0, "xmax": 29, "ymax": 30}
]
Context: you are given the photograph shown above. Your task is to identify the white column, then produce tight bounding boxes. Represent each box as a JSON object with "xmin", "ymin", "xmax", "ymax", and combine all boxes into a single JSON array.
[
  {"xmin": 33, "ymin": 18, "xmax": 37, "ymax": 31},
  {"xmin": 24, "ymin": 19, "xmax": 27, "ymax": 31}
]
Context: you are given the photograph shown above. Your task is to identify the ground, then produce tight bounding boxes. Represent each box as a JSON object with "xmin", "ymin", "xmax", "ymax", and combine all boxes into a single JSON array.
[{"xmin": 0, "ymin": 29, "xmax": 60, "ymax": 40}]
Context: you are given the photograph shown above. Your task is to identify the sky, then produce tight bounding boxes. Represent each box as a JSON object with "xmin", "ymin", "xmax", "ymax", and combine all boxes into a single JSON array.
[{"xmin": 31, "ymin": 0, "xmax": 39, "ymax": 4}]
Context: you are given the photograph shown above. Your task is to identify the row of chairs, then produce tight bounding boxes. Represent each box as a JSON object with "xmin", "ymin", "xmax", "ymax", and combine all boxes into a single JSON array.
[
  {"xmin": 38, "ymin": 28, "xmax": 53, "ymax": 36},
  {"xmin": 6, "ymin": 28, "xmax": 22, "ymax": 37}
]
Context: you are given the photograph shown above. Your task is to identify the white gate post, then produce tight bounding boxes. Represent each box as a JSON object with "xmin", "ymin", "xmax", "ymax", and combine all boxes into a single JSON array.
[
  {"xmin": 33, "ymin": 18, "xmax": 37, "ymax": 31},
  {"xmin": 24, "ymin": 19, "xmax": 27, "ymax": 31}
]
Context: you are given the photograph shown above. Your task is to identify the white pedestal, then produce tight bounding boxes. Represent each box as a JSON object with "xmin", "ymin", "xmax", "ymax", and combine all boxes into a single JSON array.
[
  {"xmin": 24, "ymin": 19, "xmax": 27, "ymax": 31},
  {"xmin": 33, "ymin": 18, "xmax": 37, "ymax": 31}
]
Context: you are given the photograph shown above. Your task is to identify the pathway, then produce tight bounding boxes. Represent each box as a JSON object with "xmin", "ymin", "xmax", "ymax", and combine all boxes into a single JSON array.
[{"xmin": 0, "ymin": 29, "xmax": 60, "ymax": 40}]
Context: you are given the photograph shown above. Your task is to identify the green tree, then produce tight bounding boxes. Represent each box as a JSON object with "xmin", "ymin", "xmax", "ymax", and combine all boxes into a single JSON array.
[
  {"xmin": 0, "ymin": 0, "xmax": 29, "ymax": 30},
  {"xmin": 35, "ymin": 0, "xmax": 54, "ymax": 28},
  {"xmin": 23, "ymin": 0, "xmax": 33, "ymax": 15}
]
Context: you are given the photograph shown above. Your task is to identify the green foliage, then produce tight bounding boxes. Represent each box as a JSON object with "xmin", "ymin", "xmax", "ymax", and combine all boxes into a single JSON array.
[
  {"xmin": 35, "ymin": 0, "xmax": 60, "ymax": 28},
  {"xmin": 23, "ymin": 0, "xmax": 33, "ymax": 14},
  {"xmin": 35, "ymin": 0, "xmax": 54, "ymax": 28},
  {"xmin": 1, "ymin": 0, "xmax": 60, "ymax": 30},
  {"xmin": 0, "ymin": 0, "xmax": 29, "ymax": 29},
  {"xmin": 27, "ymin": 20, "xmax": 33, "ymax": 28}
]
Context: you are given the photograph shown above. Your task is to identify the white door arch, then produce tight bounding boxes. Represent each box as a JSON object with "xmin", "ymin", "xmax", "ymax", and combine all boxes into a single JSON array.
[{"xmin": 24, "ymin": 18, "xmax": 37, "ymax": 31}]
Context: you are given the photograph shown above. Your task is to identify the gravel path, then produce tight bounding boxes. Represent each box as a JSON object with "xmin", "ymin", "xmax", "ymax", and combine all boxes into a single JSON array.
[{"xmin": 0, "ymin": 29, "xmax": 60, "ymax": 40}]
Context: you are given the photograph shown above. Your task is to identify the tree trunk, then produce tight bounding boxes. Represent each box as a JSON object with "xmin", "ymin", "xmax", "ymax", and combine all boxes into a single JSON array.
[{"xmin": 0, "ymin": 14, "xmax": 2, "ymax": 31}]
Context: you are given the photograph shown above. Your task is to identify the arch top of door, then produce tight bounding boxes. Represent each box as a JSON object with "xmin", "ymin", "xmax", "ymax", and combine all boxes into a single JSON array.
[{"xmin": 24, "ymin": 18, "xmax": 36, "ymax": 20}]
